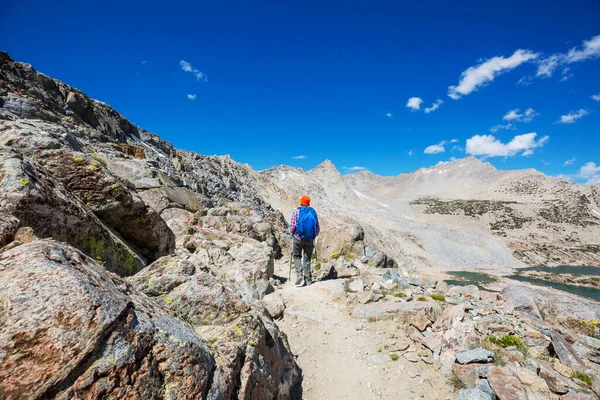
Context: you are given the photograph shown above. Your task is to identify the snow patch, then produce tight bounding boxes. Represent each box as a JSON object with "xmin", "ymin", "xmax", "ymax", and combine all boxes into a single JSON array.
[
  {"xmin": 379, "ymin": 203, "xmax": 389, "ymax": 208},
  {"xmin": 403, "ymin": 215, "xmax": 413, "ymax": 221},
  {"xmin": 593, "ymin": 209, "xmax": 600, "ymax": 217},
  {"xmin": 352, "ymin": 189, "xmax": 370, "ymax": 200}
]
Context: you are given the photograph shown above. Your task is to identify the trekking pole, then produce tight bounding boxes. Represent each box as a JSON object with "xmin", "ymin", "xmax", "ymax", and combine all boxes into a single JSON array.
[{"xmin": 288, "ymin": 236, "xmax": 293, "ymax": 281}]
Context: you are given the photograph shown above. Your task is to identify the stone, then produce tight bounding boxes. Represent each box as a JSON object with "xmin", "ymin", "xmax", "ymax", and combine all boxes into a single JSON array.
[
  {"xmin": 357, "ymin": 291, "xmax": 376, "ymax": 304},
  {"xmin": 487, "ymin": 368, "xmax": 527, "ymax": 400},
  {"xmin": 0, "ymin": 240, "xmax": 215, "ymax": 399},
  {"xmin": 421, "ymin": 335, "xmax": 442, "ymax": 356},
  {"xmin": 552, "ymin": 360, "xmax": 573, "ymax": 378},
  {"xmin": 592, "ymin": 375, "xmax": 600, "ymax": 397},
  {"xmin": 0, "ymin": 212, "xmax": 19, "ymax": 247},
  {"xmin": 561, "ymin": 395, "xmax": 596, "ymax": 400},
  {"xmin": 457, "ymin": 388, "xmax": 494, "ymax": 400},
  {"xmin": 347, "ymin": 278, "xmax": 365, "ymax": 293},
  {"xmin": 475, "ymin": 365, "xmax": 495, "ymax": 378},
  {"xmin": 408, "ymin": 310, "xmax": 432, "ymax": 331},
  {"xmin": 550, "ymin": 331, "xmax": 586, "ymax": 369},
  {"xmin": 408, "ymin": 325, "xmax": 425, "ymax": 343},
  {"xmin": 404, "ymin": 352, "xmax": 419, "ymax": 363},
  {"xmin": 433, "ymin": 303, "xmax": 466, "ymax": 332},
  {"xmin": 261, "ymin": 292, "xmax": 285, "ymax": 319},
  {"xmin": 455, "ymin": 348, "xmax": 494, "ymax": 364},
  {"xmin": 371, "ymin": 282, "xmax": 381, "ymax": 291},
  {"xmin": 382, "ymin": 269, "xmax": 410, "ymax": 288},
  {"xmin": 452, "ymin": 364, "xmax": 479, "ymax": 388},
  {"xmin": 539, "ymin": 367, "xmax": 568, "ymax": 394},
  {"xmin": 510, "ymin": 366, "xmax": 554, "ymax": 399},
  {"xmin": 0, "ymin": 151, "xmax": 145, "ymax": 276},
  {"xmin": 449, "ymin": 285, "xmax": 480, "ymax": 300},
  {"xmin": 476, "ymin": 379, "xmax": 497, "ymax": 399}
]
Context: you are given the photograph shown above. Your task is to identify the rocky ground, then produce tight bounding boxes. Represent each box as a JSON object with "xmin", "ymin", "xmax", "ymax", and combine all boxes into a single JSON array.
[
  {"xmin": 266, "ymin": 255, "xmax": 600, "ymax": 399},
  {"xmin": 2, "ymin": 50, "xmax": 600, "ymax": 400}
]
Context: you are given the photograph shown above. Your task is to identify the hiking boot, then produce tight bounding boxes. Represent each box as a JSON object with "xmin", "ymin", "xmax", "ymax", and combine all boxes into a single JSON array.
[
  {"xmin": 294, "ymin": 277, "xmax": 305, "ymax": 287},
  {"xmin": 305, "ymin": 279, "xmax": 312, "ymax": 286}
]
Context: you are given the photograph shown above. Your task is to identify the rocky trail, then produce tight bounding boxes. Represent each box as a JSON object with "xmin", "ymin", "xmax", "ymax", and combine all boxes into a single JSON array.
[{"xmin": 272, "ymin": 260, "xmax": 452, "ymax": 400}]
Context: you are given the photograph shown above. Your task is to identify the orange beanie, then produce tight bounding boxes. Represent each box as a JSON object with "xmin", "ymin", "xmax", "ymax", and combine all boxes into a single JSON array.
[{"xmin": 300, "ymin": 196, "xmax": 310, "ymax": 206}]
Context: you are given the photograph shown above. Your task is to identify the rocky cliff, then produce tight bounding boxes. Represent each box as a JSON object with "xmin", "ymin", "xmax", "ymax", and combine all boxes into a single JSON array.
[{"xmin": 0, "ymin": 52, "xmax": 300, "ymax": 399}]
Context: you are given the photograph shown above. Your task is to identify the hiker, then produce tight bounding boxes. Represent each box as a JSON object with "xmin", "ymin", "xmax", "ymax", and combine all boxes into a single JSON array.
[{"xmin": 290, "ymin": 195, "xmax": 320, "ymax": 287}]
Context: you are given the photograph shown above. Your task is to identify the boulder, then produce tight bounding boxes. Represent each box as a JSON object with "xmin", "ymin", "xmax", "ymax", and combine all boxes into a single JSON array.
[
  {"xmin": 262, "ymin": 292, "xmax": 286, "ymax": 319},
  {"xmin": 487, "ymin": 368, "xmax": 527, "ymax": 400},
  {"xmin": 347, "ymin": 278, "xmax": 365, "ymax": 293},
  {"xmin": 0, "ymin": 150, "xmax": 144, "ymax": 275},
  {"xmin": 455, "ymin": 348, "xmax": 494, "ymax": 364},
  {"xmin": 422, "ymin": 335, "xmax": 442, "ymax": 356},
  {"xmin": 35, "ymin": 150, "xmax": 175, "ymax": 261},
  {"xmin": 539, "ymin": 367, "xmax": 569, "ymax": 394},
  {"xmin": 433, "ymin": 303, "xmax": 466, "ymax": 332},
  {"xmin": 452, "ymin": 364, "xmax": 480, "ymax": 388},
  {"xmin": 550, "ymin": 331, "xmax": 586, "ymax": 369},
  {"xmin": 128, "ymin": 252, "xmax": 301, "ymax": 398},
  {"xmin": 457, "ymin": 388, "xmax": 494, "ymax": 400},
  {"xmin": 0, "ymin": 240, "xmax": 215, "ymax": 399}
]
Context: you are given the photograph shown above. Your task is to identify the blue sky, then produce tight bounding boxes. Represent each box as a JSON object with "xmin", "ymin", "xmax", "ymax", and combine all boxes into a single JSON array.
[{"xmin": 2, "ymin": 0, "xmax": 600, "ymax": 182}]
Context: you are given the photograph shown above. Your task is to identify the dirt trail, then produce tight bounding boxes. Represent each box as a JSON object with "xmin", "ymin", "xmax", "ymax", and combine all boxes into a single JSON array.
[{"xmin": 273, "ymin": 261, "xmax": 452, "ymax": 400}]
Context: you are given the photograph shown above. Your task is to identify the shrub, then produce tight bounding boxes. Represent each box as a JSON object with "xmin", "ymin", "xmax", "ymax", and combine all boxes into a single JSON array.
[
  {"xmin": 377, "ymin": 347, "xmax": 382, "ymax": 353},
  {"xmin": 389, "ymin": 353, "xmax": 399, "ymax": 361},
  {"xmin": 91, "ymin": 155, "xmax": 107, "ymax": 167},
  {"xmin": 73, "ymin": 157, "xmax": 85, "ymax": 162},
  {"xmin": 19, "ymin": 178, "xmax": 30, "ymax": 186},
  {"xmin": 315, "ymin": 262, "xmax": 321, "ymax": 271},
  {"xmin": 110, "ymin": 183, "xmax": 120, "ymax": 189},
  {"xmin": 393, "ymin": 291, "xmax": 406, "ymax": 298},
  {"xmin": 430, "ymin": 293, "xmax": 446, "ymax": 302},
  {"xmin": 330, "ymin": 251, "xmax": 341, "ymax": 260},
  {"xmin": 571, "ymin": 371, "xmax": 592, "ymax": 385},
  {"xmin": 417, "ymin": 296, "xmax": 427, "ymax": 301},
  {"xmin": 208, "ymin": 337, "xmax": 218, "ymax": 345},
  {"xmin": 487, "ymin": 335, "xmax": 528, "ymax": 356}
]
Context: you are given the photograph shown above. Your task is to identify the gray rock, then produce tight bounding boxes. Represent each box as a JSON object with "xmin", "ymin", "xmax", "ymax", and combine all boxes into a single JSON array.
[
  {"xmin": 347, "ymin": 278, "xmax": 365, "ymax": 293},
  {"xmin": 476, "ymin": 379, "xmax": 497, "ymax": 399},
  {"xmin": 455, "ymin": 348, "xmax": 495, "ymax": 364},
  {"xmin": 261, "ymin": 292, "xmax": 285, "ymax": 319},
  {"xmin": 550, "ymin": 331, "xmax": 586, "ymax": 369},
  {"xmin": 475, "ymin": 366, "xmax": 495, "ymax": 378},
  {"xmin": 457, "ymin": 388, "xmax": 494, "ymax": 400}
]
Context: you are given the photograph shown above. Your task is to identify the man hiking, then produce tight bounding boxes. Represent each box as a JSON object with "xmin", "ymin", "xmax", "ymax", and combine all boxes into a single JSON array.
[{"xmin": 290, "ymin": 195, "xmax": 320, "ymax": 287}]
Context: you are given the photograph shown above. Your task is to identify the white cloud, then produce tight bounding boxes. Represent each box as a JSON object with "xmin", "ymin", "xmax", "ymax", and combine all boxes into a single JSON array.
[
  {"xmin": 566, "ymin": 35, "xmax": 600, "ymax": 63},
  {"xmin": 560, "ymin": 161, "xmax": 600, "ymax": 184},
  {"xmin": 424, "ymin": 141, "xmax": 446, "ymax": 154},
  {"xmin": 452, "ymin": 145, "xmax": 463, "ymax": 152},
  {"xmin": 343, "ymin": 166, "xmax": 366, "ymax": 171},
  {"xmin": 578, "ymin": 162, "xmax": 600, "ymax": 179},
  {"xmin": 536, "ymin": 54, "xmax": 562, "ymax": 78},
  {"xmin": 448, "ymin": 49, "xmax": 538, "ymax": 99},
  {"xmin": 490, "ymin": 123, "xmax": 516, "ymax": 133},
  {"xmin": 564, "ymin": 157, "xmax": 577, "ymax": 166},
  {"xmin": 541, "ymin": 160, "xmax": 551, "ymax": 166},
  {"xmin": 141, "ymin": 60, "xmax": 148, "ymax": 65},
  {"xmin": 406, "ymin": 97, "xmax": 423, "ymax": 111},
  {"xmin": 450, "ymin": 139, "xmax": 459, "ymax": 143},
  {"xmin": 536, "ymin": 35, "xmax": 600, "ymax": 78},
  {"xmin": 408, "ymin": 150, "xmax": 414, "ymax": 156},
  {"xmin": 424, "ymin": 99, "xmax": 444, "ymax": 113},
  {"xmin": 180, "ymin": 60, "xmax": 204, "ymax": 81},
  {"xmin": 592, "ymin": 93, "xmax": 600, "ymax": 101},
  {"xmin": 502, "ymin": 108, "xmax": 538, "ymax": 123},
  {"xmin": 292, "ymin": 155, "xmax": 306, "ymax": 159},
  {"xmin": 466, "ymin": 132, "xmax": 549, "ymax": 157},
  {"xmin": 187, "ymin": 94, "xmax": 197, "ymax": 100},
  {"xmin": 385, "ymin": 112, "xmax": 393, "ymax": 118},
  {"xmin": 557, "ymin": 109, "xmax": 589, "ymax": 124},
  {"xmin": 517, "ymin": 76, "xmax": 534, "ymax": 86}
]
